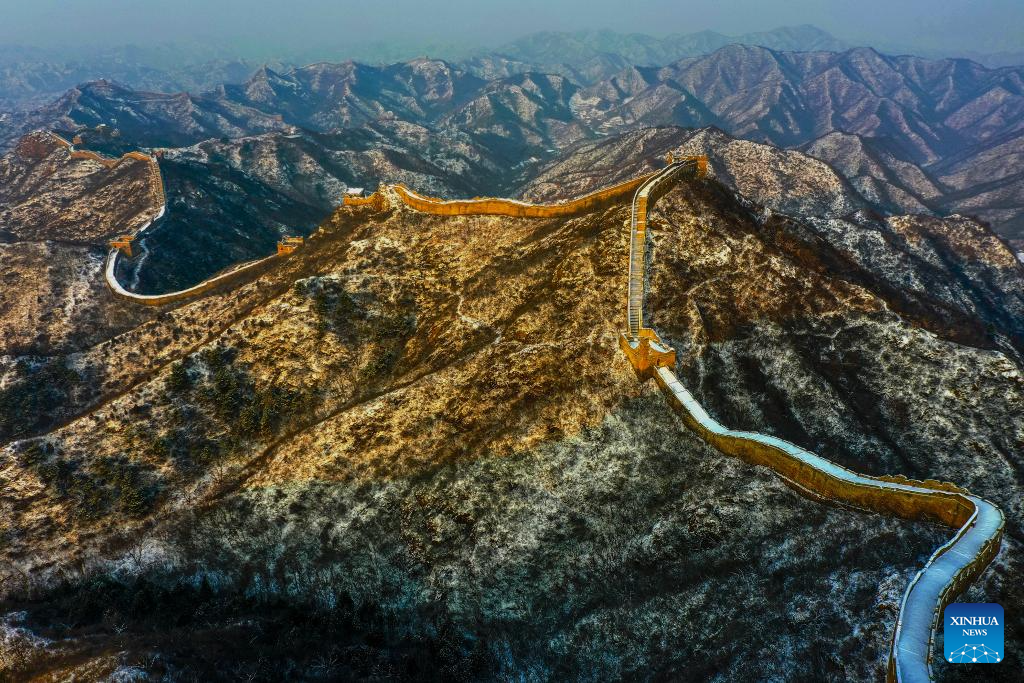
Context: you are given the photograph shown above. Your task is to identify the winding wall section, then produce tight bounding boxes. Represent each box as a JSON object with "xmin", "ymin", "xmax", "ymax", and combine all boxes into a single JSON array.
[
  {"xmin": 88, "ymin": 143, "xmax": 661, "ymax": 307},
  {"xmin": 356, "ymin": 164, "xmax": 1005, "ymax": 680},
  {"xmin": 46, "ymin": 133, "xmax": 302, "ymax": 307},
  {"xmin": 624, "ymin": 159, "xmax": 1004, "ymax": 683},
  {"xmin": 103, "ymin": 250, "xmax": 284, "ymax": 306}
]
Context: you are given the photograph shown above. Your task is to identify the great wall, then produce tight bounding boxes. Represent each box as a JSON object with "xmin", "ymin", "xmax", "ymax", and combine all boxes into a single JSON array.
[
  {"xmin": 620, "ymin": 156, "xmax": 1004, "ymax": 683},
  {"xmin": 65, "ymin": 131, "xmax": 1003, "ymax": 681},
  {"xmin": 47, "ymin": 133, "xmax": 304, "ymax": 306},
  {"xmin": 89, "ymin": 136, "xmax": 667, "ymax": 306}
]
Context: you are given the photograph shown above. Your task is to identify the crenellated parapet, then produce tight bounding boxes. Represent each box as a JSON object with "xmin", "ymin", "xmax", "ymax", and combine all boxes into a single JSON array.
[
  {"xmin": 622, "ymin": 156, "xmax": 707, "ymax": 352},
  {"xmin": 618, "ymin": 328, "xmax": 676, "ymax": 377},
  {"xmin": 57, "ymin": 129, "xmax": 285, "ymax": 307},
  {"xmin": 102, "ymin": 163, "xmax": 673, "ymax": 308},
  {"xmin": 104, "ymin": 251, "xmax": 286, "ymax": 306},
  {"xmin": 109, "ymin": 235, "xmax": 136, "ymax": 257},
  {"xmin": 391, "ymin": 172, "xmax": 655, "ymax": 218},
  {"xmin": 96, "ymin": 146, "xmax": 670, "ymax": 307},
  {"xmin": 48, "ymin": 132, "xmax": 165, "ymax": 211}
]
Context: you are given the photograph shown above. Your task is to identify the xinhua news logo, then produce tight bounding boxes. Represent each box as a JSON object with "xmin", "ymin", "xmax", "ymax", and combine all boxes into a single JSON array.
[{"xmin": 944, "ymin": 603, "xmax": 1003, "ymax": 664}]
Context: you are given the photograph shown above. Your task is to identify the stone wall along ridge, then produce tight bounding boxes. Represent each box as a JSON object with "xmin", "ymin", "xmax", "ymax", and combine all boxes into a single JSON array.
[{"xmin": 618, "ymin": 152, "xmax": 1004, "ymax": 683}]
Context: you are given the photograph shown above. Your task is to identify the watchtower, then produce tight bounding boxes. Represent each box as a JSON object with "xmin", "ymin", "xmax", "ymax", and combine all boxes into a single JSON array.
[
  {"xmin": 665, "ymin": 151, "xmax": 708, "ymax": 178},
  {"xmin": 277, "ymin": 236, "xmax": 304, "ymax": 255},
  {"xmin": 109, "ymin": 235, "xmax": 135, "ymax": 257}
]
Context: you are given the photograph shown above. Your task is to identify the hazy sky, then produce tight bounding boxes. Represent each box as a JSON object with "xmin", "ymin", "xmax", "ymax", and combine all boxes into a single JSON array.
[{"xmin": 0, "ymin": 0, "xmax": 1020, "ymax": 58}]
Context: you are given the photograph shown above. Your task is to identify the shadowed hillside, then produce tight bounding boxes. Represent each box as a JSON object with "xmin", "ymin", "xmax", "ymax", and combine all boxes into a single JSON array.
[{"xmin": 1, "ymin": 155, "xmax": 1021, "ymax": 679}]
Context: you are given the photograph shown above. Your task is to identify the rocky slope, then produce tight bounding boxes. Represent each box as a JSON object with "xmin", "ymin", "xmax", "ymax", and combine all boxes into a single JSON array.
[
  {"xmin": 568, "ymin": 45, "xmax": 1024, "ymax": 245},
  {"xmin": 572, "ymin": 45, "xmax": 1024, "ymax": 164},
  {"xmin": 5, "ymin": 44, "xmax": 1024, "ymax": 254},
  {"xmin": 932, "ymin": 129, "xmax": 1024, "ymax": 250},
  {"xmin": 799, "ymin": 131, "xmax": 945, "ymax": 215},
  {"xmin": 440, "ymin": 72, "xmax": 588, "ymax": 162},
  {"xmin": 524, "ymin": 127, "xmax": 867, "ymax": 219},
  {"xmin": 0, "ymin": 132, "xmax": 159, "ymax": 357},
  {"xmin": 0, "ymin": 132, "xmax": 157, "ymax": 243},
  {"xmin": 1, "ymin": 144, "xmax": 1022, "ymax": 681}
]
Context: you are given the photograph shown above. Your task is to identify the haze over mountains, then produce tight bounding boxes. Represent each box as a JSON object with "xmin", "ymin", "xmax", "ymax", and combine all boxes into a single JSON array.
[
  {"xmin": 4, "ymin": 34, "xmax": 1022, "ymax": 284},
  {"xmin": 2, "ymin": 23, "xmax": 1022, "ymax": 112}
]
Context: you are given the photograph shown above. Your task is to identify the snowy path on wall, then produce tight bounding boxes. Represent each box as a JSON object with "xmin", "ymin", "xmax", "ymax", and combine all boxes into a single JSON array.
[{"xmin": 625, "ymin": 160, "xmax": 1004, "ymax": 683}]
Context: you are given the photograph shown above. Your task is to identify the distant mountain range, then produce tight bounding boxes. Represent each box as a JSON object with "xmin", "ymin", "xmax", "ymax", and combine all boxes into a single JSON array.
[
  {"xmin": 504, "ymin": 25, "xmax": 852, "ymax": 63},
  {"xmin": 1, "ymin": 24, "xmax": 1021, "ymax": 113},
  {"xmin": 3, "ymin": 38, "xmax": 1022, "ymax": 290},
  {"xmin": 487, "ymin": 26, "xmax": 1024, "ymax": 74},
  {"xmin": 0, "ymin": 42, "xmax": 284, "ymax": 112},
  {"xmin": 570, "ymin": 44, "xmax": 1024, "ymax": 244},
  {"xmin": 7, "ymin": 43, "xmax": 1022, "ymax": 234},
  {"xmin": 466, "ymin": 25, "xmax": 852, "ymax": 84}
]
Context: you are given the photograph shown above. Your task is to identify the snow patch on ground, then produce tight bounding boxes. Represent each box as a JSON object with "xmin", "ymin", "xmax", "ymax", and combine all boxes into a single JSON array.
[
  {"xmin": 61, "ymin": 250, "xmax": 103, "ymax": 322},
  {"xmin": 107, "ymin": 665, "xmax": 149, "ymax": 682},
  {"xmin": 0, "ymin": 611, "xmax": 51, "ymax": 669}
]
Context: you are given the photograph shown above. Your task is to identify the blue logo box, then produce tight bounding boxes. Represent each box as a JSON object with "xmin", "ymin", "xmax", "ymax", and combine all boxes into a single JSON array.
[{"xmin": 943, "ymin": 603, "xmax": 1003, "ymax": 664}]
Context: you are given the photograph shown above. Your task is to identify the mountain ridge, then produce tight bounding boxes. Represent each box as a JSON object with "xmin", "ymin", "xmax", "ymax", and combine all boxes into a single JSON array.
[
  {"xmin": 5, "ymin": 42, "xmax": 1023, "ymax": 286},
  {"xmin": 2, "ymin": 131, "xmax": 1022, "ymax": 681}
]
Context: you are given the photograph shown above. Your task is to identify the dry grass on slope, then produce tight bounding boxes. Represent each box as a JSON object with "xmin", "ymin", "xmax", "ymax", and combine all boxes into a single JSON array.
[
  {"xmin": 0, "ymin": 133, "xmax": 157, "ymax": 244},
  {"xmin": 4, "ymin": 177, "xmax": 1019, "ymax": 681},
  {"xmin": 1, "ymin": 392, "xmax": 947, "ymax": 682},
  {"xmin": 1, "ymin": 198, "xmax": 645, "ymax": 587}
]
